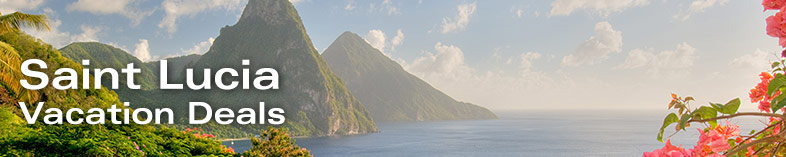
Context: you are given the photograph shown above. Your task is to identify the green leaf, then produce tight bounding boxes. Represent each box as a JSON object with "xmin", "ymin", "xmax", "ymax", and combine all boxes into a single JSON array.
[
  {"xmin": 768, "ymin": 73, "xmax": 786, "ymax": 96},
  {"xmin": 710, "ymin": 103, "xmax": 724, "ymax": 111},
  {"xmin": 679, "ymin": 114, "xmax": 691, "ymax": 130},
  {"xmin": 684, "ymin": 96, "xmax": 694, "ymax": 102},
  {"xmin": 720, "ymin": 98, "xmax": 740, "ymax": 115},
  {"xmin": 773, "ymin": 61, "xmax": 781, "ymax": 69},
  {"xmin": 693, "ymin": 106, "xmax": 718, "ymax": 127},
  {"xmin": 772, "ymin": 94, "xmax": 786, "ymax": 112},
  {"xmin": 708, "ymin": 120, "xmax": 717, "ymax": 128},
  {"xmin": 692, "ymin": 106, "xmax": 717, "ymax": 119},
  {"xmin": 657, "ymin": 113, "xmax": 679, "ymax": 142}
]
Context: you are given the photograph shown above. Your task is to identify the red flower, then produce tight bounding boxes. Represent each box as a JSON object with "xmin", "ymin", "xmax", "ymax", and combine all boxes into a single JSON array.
[
  {"xmin": 767, "ymin": 8, "xmax": 786, "ymax": 47},
  {"xmin": 764, "ymin": 0, "xmax": 786, "ymax": 11},
  {"xmin": 750, "ymin": 72, "xmax": 778, "ymax": 112}
]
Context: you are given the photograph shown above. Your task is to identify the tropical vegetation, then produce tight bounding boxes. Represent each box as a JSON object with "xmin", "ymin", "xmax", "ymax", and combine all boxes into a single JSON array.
[
  {"xmin": 242, "ymin": 126, "xmax": 311, "ymax": 157},
  {"xmin": 0, "ymin": 11, "xmax": 49, "ymax": 104},
  {"xmin": 0, "ymin": 10, "xmax": 309, "ymax": 156}
]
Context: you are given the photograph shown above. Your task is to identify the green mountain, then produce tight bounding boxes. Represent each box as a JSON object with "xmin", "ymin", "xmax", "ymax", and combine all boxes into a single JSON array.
[
  {"xmin": 322, "ymin": 32, "xmax": 497, "ymax": 122},
  {"xmin": 60, "ymin": 42, "xmax": 157, "ymax": 90},
  {"xmin": 59, "ymin": 42, "xmax": 159, "ymax": 105},
  {"xmin": 187, "ymin": 0, "xmax": 377, "ymax": 136},
  {"xmin": 0, "ymin": 31, "xmax": 232, "ymax": 156}
]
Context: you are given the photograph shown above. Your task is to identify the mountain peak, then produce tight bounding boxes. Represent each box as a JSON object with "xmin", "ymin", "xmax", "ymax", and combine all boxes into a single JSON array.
[
  {"xmin": 238, "ymin": 0, "xmax": 298, "ymax": 25},
  {"xmin": 338, "ymin": 31, "xmax": 362, "ymax": 41},
  {"xmin": 324, "ymin": 31, "xmax": 388, "ymax": 62}
]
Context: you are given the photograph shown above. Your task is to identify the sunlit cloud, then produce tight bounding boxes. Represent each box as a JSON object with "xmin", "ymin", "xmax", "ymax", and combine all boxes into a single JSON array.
[{"xmin": 561, "ymin": 21, "xmax": 623, "ymax": 67}]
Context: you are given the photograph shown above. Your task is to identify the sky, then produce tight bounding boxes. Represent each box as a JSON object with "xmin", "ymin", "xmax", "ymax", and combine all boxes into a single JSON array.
[{"xmin": 0, "ymin": 0, "xmax": 781, "ymax": 111}]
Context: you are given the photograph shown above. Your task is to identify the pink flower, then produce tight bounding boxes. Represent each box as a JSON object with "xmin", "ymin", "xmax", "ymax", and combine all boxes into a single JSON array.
[
  {"xmin": 766, "ymin": 9, "xmax": 786, "ymax": 48},
  {"xmin": 708, "ymin": 141, "xmax": 730, "ymax": 153},
  {"xmin": 713, "ymin": 123, "xmax": 740, "ymax": 140},
  {"xmin": 764, "ymin": 0, "xmax": 786, "ymax": 11},
  {"xmin": 643, "ymin": 140, "xmax": 693, "ymax": 157},
  {"xmin": 693, "ymin": 122, "xmax": 739, "ymax": 155},
  {"xmin": 760, "ymin": 99, "xmax": 773, "ymax": 113},
  {"xmin": 771, "ymin": 117, "xmax": 782, "ymax": 135}
]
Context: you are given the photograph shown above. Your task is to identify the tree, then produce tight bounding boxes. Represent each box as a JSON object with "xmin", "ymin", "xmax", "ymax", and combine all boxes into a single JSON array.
[
  {"xmin": 0, "ymin": 11, "xmax": 50, "ymax": 103},
  {"xmin": 242, "ymin": 126, "xmax": 312, "ymax": 157}
]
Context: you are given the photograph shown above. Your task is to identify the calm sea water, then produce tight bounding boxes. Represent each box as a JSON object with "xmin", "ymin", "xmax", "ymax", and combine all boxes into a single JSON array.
[{"xmin": 222, "ymin": 109, "xmax": 766, "ymax": 156}]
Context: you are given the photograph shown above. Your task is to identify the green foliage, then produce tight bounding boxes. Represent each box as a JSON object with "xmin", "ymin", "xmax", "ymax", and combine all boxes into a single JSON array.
[
  {"xmin": 769, "ymin": 73, "xmax": 786, "ymax": 112},
  {"xmin": 0, "ymin": 31, "xmax": 233, "ymax": 156},
  {"xmin": 242, "ymin": 126, "xmax": 311, "ymax": 157},
  {"xmin": 0, "ymin": 10, "xmax": 49, "ymax": 103},
  {"xmin": 0, "ymin": 11, "xmax": 50, "ymax": 34},
  {"xmin": 657, "ymin": 113, "xmax": 678, "ymax": 142},
  {"xmin": 692, "ymin": 106, "xmax": 717, "ymax": 127},
  {"xmin": 321, "ymin": 32, "xmax": 497, "ymax": 122},
  {"xmin": 720, "ymin": 98, "xmax": 740, "ymax": 115},
  {"xmin": 656, "ymin": 95, "xmax": 742, "ymax": 143}
]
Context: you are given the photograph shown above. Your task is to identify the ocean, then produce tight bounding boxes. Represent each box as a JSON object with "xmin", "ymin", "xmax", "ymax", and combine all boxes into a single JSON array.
[{"xmin": 222, "ymin": 109, "xmax": 767, "ymax": 156}]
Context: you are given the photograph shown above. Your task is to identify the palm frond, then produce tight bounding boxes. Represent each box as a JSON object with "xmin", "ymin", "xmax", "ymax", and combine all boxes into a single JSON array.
[
  {"xmin": 0, "ymin": 41, "xmax": 38, "ymax": 103},
  {"xmin": 0, "ymin": 12, "xmax": 50, "ymax": 34},
  {"xmin": 0, "ymin": 41, "xmax": 24, "ymax": 93}
]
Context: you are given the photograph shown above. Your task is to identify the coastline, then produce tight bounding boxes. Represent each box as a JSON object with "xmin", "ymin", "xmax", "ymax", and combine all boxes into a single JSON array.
[{"xmin": 219, "ymin": 138, "xmax": 250, "ymax": 142}]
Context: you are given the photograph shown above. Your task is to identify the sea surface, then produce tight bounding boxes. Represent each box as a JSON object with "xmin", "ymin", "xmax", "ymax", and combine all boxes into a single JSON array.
[{"xmin": 222, "ymin": 109, "xmax": 767, "ymax": 156}]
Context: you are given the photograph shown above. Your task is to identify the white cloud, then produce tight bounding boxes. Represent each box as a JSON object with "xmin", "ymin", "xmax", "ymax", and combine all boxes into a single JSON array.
[
  {"xmin": 363, "ymin": 29, "xmax": 405, "ymax": 56},
  {"xmin": 159, "ymin": 0, "xmax": 246, "ymax": 34},
  {"xmin": 616, "ymin": 42, "xmax": 697, "ymax": 77},
  {"xmin": 0, "ymin": 0, "xmax": 44, "ymax": 13},
  {"xmin": 549, "ymin": 0, "xmax": 649, "ymax": 16},
  {"xmin": 731, "ymin": 49, "xmax": 773, "ymax": 71},
  {"xmin": 364, "ymin": 0, "xmax": 399, "ymax": 15},
  {"xmin": 289, "ymin": 0, "xmax": 302, "ymax": 4},
  {"xmin": 71, "ymin": 25, "xmax": 102, "ymax": 42},
  {"xmin": 133, "ymin": 39, "xmax": 151, "ymax": 62},
  {"xmin": 616, "ymin": 48, "xmax": 652, "ymax": 69},
  {"xmin": 405, "ymin": 42, "xmax": 472, "ymax": 77},
  {"xmin": 515, "ymin": 8, "xmax": 525, "ymax": 18},
  {"xmin": 673, "ymin": 0, "xmax": 728, "ymax": 21},
  {"xmin": 344, "ymin": 1, "xmax": 355, "ymax": 11},
  {"xmin": 440, "ymin": 2, "xmax": 477, "ymax": 34},
  {"xmin": 364, "ymin": 29, "xmax": 387, "ymax": 53},
  {"xmin": 66, "ymin": 0, "xmax": 152, "ymax": 25},
  {"xmin": 561, "ymin": 21, "xmax": 623, "ymax": 66},
  {"xmin": 181, "ymin": 37, "xmax": 215, "ymax": 55},
  {"xmin": 520, "ymin": 52, "xmax": 542, "ymax": 71},
  {"xmin": 107, "ymin": 42, "xmax": 129, "ymax": 52},
  {"xmin": 391, "ymin": 29, "xmax": 404, "ymax": 50},
  {"xmin": 24, "ymin": 9, "xmax": 103, "ymax": 48},
  {"xmin": 381, "ymin": 0, "xmax": 399, "ymax": 14}
]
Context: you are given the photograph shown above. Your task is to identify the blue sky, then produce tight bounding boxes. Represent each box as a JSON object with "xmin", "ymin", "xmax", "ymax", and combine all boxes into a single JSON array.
[{"xmin": 1, "ymin": 0, "xmax": 781, "ymax": 111}]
